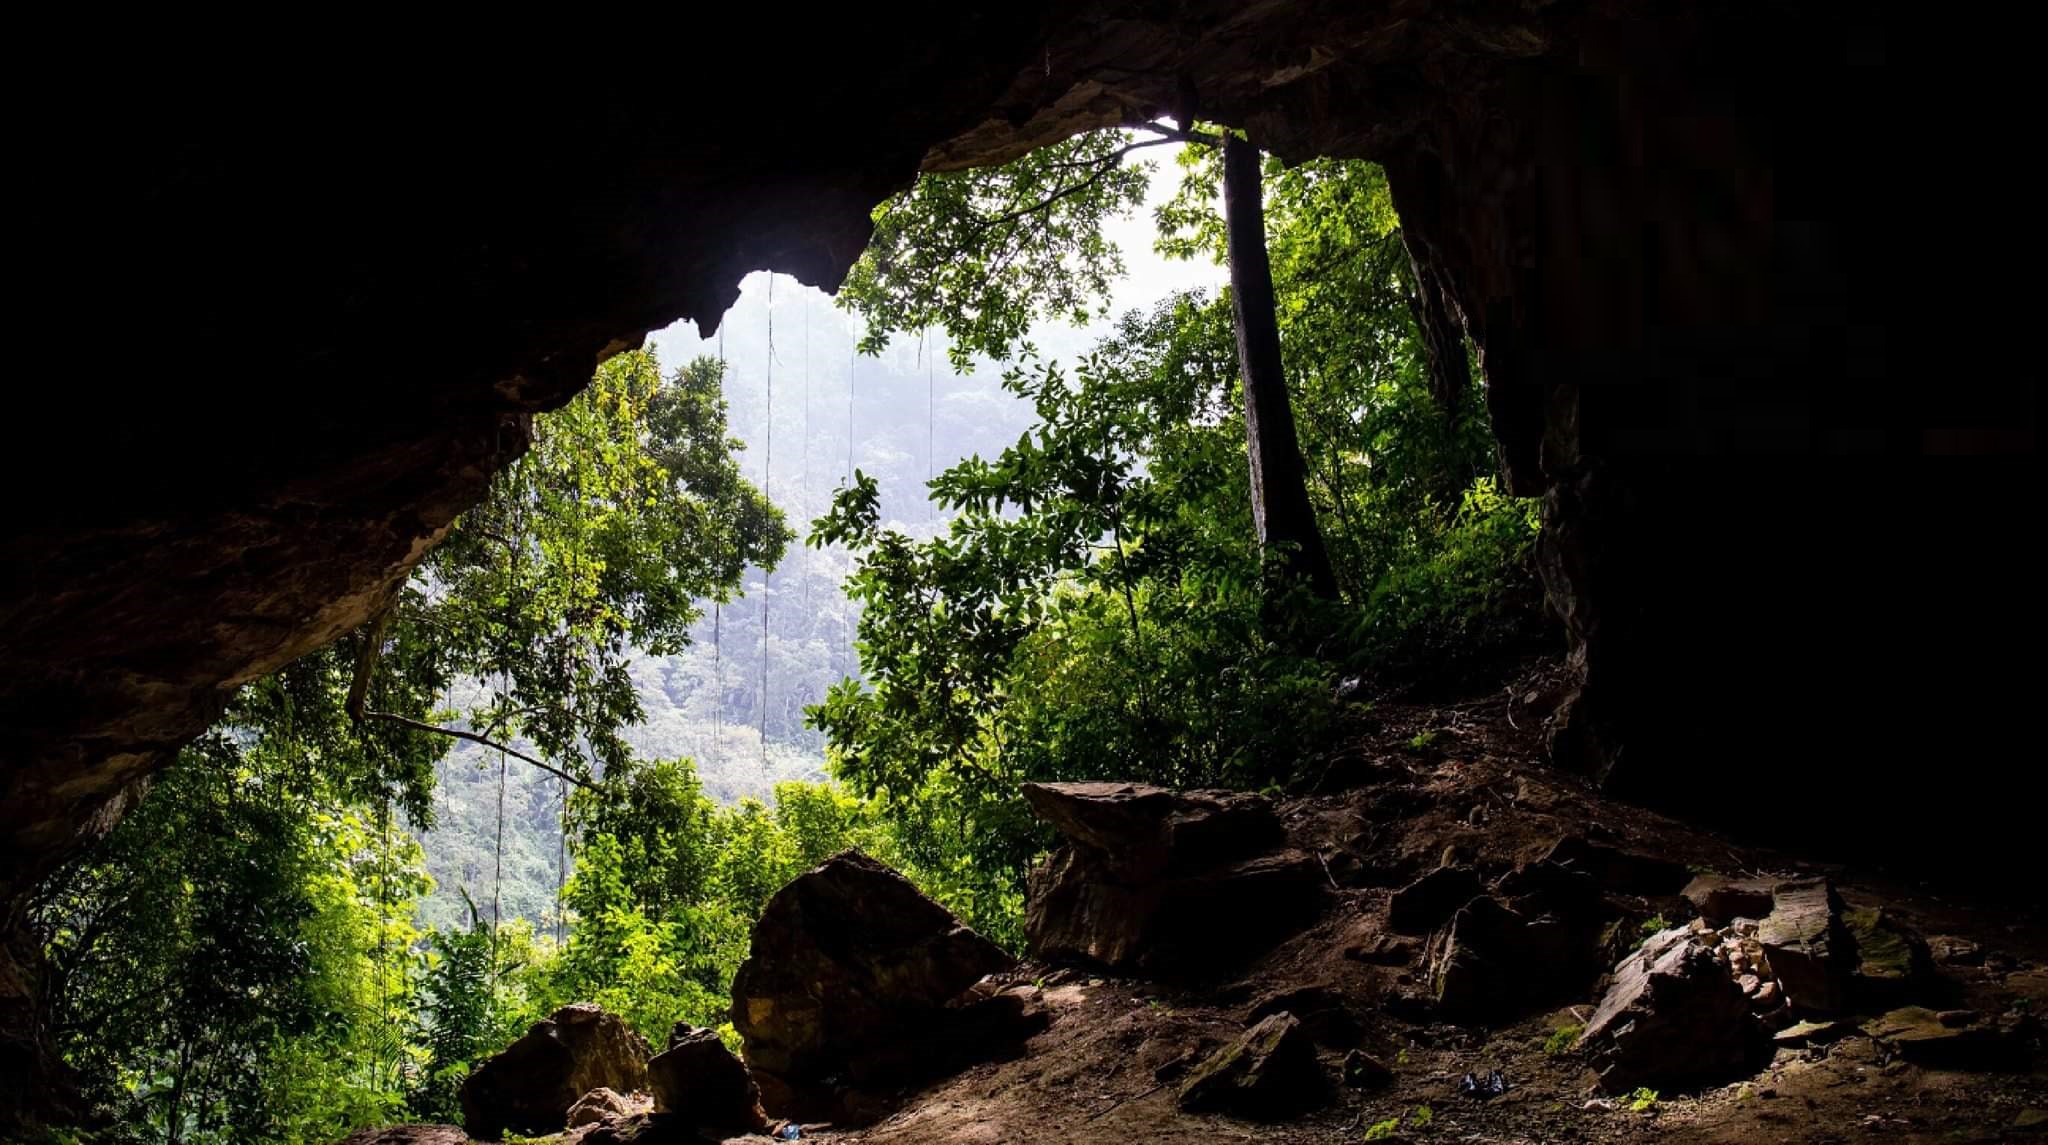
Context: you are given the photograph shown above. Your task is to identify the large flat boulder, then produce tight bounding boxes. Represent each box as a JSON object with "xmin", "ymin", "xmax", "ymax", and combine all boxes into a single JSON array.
[
  {"xmin": 460, "ymin": 1003, "xmax": 649, "ymax": 1140},
  {"xmin": 730, "ymin": 850, "xmax": 1031, "ymax": 1124},
  {"xmin": 1021, "ymin": 782, "xmax": 1322, "ymax": 976},
  {"xmin": 1581, "ymin": 927, "xmax": 1759, "ymax": 1092}
]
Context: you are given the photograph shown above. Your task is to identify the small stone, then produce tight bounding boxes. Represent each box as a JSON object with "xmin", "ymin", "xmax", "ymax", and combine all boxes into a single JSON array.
[
  {"xmin": 1738, "ymin": 973, "xmax": 1762, "ymax": 996},
  {"xmin": 1930, "ymin": 935, "xmax": 1985, "ymax": 966},
  {"xmin": 2013, "ymin": 1107, "xmax": 2048, "ymax": 1131},
  {"xmin": 1341, "ymin": 1048, "xmax": 1393, "ymax": 1088},
  {"xmin": 1935, "ymin": 1009, "xmax": 1978, "ymax": 1028},
  {"xmin": 1754, "ymin": 981, "xmax": 1781, "ymax": 1008}
]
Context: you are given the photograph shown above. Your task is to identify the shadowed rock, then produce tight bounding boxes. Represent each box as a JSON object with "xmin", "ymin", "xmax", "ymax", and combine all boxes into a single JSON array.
[
  {"xmin": 1428, "ymin": 896, "xmax": 1602, "ymax": 1021},
  {"xmin": 1581, "ymin": 927, "xmax": 1758, "ymax": 1092},
  {"xmin": 1387, "ymin": 865, "xmax": 1484, "ymax": 934},
  {"xmin": 460, "ymin": 1003, "xmax": 649, "ymax": 1140},
  {"xmin": 647, "ymin": 1024, "xmax": 766, "ymax": 1133},
  {"xmin": 1021, "ymin": 782, "xmax": 1321, "ymax": 976},
  {"xmin": 730, "ymin": 850, "xmax": 1031, "ymax": 1124},
  {"xmin": 1176, "ymin": 1012, "xmax": 1328, "ymax": 1118}
]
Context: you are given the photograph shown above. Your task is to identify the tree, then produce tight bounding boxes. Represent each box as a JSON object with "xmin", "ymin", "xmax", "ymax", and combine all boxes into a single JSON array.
[
  {"xmin": 841, "ymin": 123, "xmax": 1339, "ymax": 601},
  {"xmin": 1220, "ymin": 132, "xmax": 1339, "ymax": 599},
  {"xmin": 351, "ymin": 349, "xmax": 790, "ymax": 788}
]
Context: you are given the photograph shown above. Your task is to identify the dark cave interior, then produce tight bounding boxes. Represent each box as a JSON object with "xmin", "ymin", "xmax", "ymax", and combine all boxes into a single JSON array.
[{"xmin": 2, "ymin": 1, "xmax": 2032, "ymax": 1127}]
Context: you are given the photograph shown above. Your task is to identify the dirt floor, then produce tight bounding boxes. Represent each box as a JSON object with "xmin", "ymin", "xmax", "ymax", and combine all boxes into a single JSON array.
[{"xmin": 767, "ymin": 666, "xmax": 2048, "ymax": 1145}]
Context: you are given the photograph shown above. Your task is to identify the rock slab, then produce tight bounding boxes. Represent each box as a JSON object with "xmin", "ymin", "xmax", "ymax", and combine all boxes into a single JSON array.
[
  {"xmin": 460, "ymin": 1003, "xmax": 650, "ymax": 1140},
  {"xmin": 1581, "ymin": 927, "xmax": 1758, "ymax": 1092},
  {"xmin": 1757, "ymin": 879, "xmax": 1847, "ymax": 1013},
  {"xmin": 1176, "ymin": 1012, "xmax": 1327, "ymax": 1117},
  {"xmin": 730, "ymin": 850, "xmax": 1029, "ymax": 1123},
  {"xmin": 1022, "ymin": 782, "xmax": 1322, "ymax": 976}
]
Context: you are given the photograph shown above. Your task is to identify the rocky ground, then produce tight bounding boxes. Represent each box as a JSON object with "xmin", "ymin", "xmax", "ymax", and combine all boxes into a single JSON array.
[{"xmin": 356, "ymin": 663, "xmax": 2048, "ymax": 1145}]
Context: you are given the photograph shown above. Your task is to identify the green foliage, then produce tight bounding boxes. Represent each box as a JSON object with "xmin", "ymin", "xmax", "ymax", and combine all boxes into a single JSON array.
[
  {"xmin": 839, "ymin": 130, "xmax": 1153, "ymax": 367},
  {"xmin": 1363, "ymin": 1116, "xmax": 1403, "ymax": 1140},
  {"xmin": 1628, "ymin": 1087, "xmax": 1660, "ymax": 1113},
  {"xmin": 32, "ymin": 349, "xmax": 781, "ymax": 1143},
  {"xmin": 34, "ymin": 743, "xmax": 426, "ymax": 1144},
  {"xmin": 386, "ymin": 349, "xmax": 789, "ymax": 785},
  {"xmin": 1544, "ymin": 1024, "xmax": 1584, "ymax": 1056},
  {"xmin": 814, "ymin": 150, "xmax": 1543, "ymax": 942}
]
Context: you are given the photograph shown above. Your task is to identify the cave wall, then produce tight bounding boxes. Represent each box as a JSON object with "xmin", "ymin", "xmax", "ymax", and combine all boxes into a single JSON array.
[{"xmin": 9, "ymin": 0, "xmax": 2017, "ymax": 1123}]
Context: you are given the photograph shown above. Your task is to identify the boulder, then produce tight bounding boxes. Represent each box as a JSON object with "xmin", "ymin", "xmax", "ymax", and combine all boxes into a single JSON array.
[
  {"xmin": 1757, "ymin": 879, "xmax": 1847, "ymax": 1013},
  {"xmin": 1581, "ymin": 927, "xmax": 1759, "ymax": 1092},
  {"xmin": 730, "ymin": 850, "xmax": 1028, "ymax": 1123},
  {"xmin": 460, "ymin": 1003, "xmax": 650, "ymax": 1140},
  {"xmin": 333, "ymin": 1128, "xmax": 470, "ymax": 1145},
  {"xmin": 1863, "ymin": 1006, "xmax": 2027, "ymax": 1069},
  {"xmin": 1682, "ymin": 874, "xmax": 1777, "ymax": 926},
  {"xmin": 1542, "ymin": 836, "xmax": 1692, "ymax": 895},
  {"xmin": 647, "ymin": 1025, "xmax": 767, "ymax": 1132},
  {"xmin": 1020, "ymin": 782, "xmax": 1281, "ymax": 878},
  {"xmin": 1175, "ymin": 1012, "xmax": 1328, "ymax": 1117},
  {"xmin": 566, "ymin": 1087, "xmax": 640, "ymax": 1127},
  {"xmin": 1021, "ymin": 782, "xmax": 1322, "ymax": 976},
  {"xmin": 1842, "ymin": 906, "xmax": 1930, "ymax": 1003},
  {"xmin": 1428, "ymin": 895, "xmax": 1599, "ymax": 1021},
  {"xmin": 1386, "ymin": 866, "xmax": 1484, "ymax": 934}
]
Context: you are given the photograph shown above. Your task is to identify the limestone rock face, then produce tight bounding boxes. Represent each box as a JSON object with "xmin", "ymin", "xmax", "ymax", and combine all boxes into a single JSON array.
[
  {"xmin": 1021, "ymin": 782, "xmax": 1322, "ymax": 976},
  {"xmin": 1581, "ymin": 927, "xmax": 1759, "ymax": 1092},
  {"xmin": 1175, "ymin": 1012, "xmax": 1327, "ymax": 1118},
  {"xmin": 459, "ymin": 1004, "xmax": 650, "ymax": 1141},
  {"xmin": 729, "ymin": 851, "xmax": 1029, "ymax": 1123}
]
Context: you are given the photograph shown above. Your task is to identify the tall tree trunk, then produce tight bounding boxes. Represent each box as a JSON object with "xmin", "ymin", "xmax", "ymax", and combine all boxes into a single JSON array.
[{"xmin": 1221, "ymin": 133, "xmax": 1339, "ymax": 600}]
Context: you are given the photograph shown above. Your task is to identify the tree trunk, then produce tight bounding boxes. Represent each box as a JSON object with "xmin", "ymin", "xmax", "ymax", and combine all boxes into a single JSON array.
[{"xmin": 1221, "ymin": 133, "xmax": 1339, "ymax": 600}]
